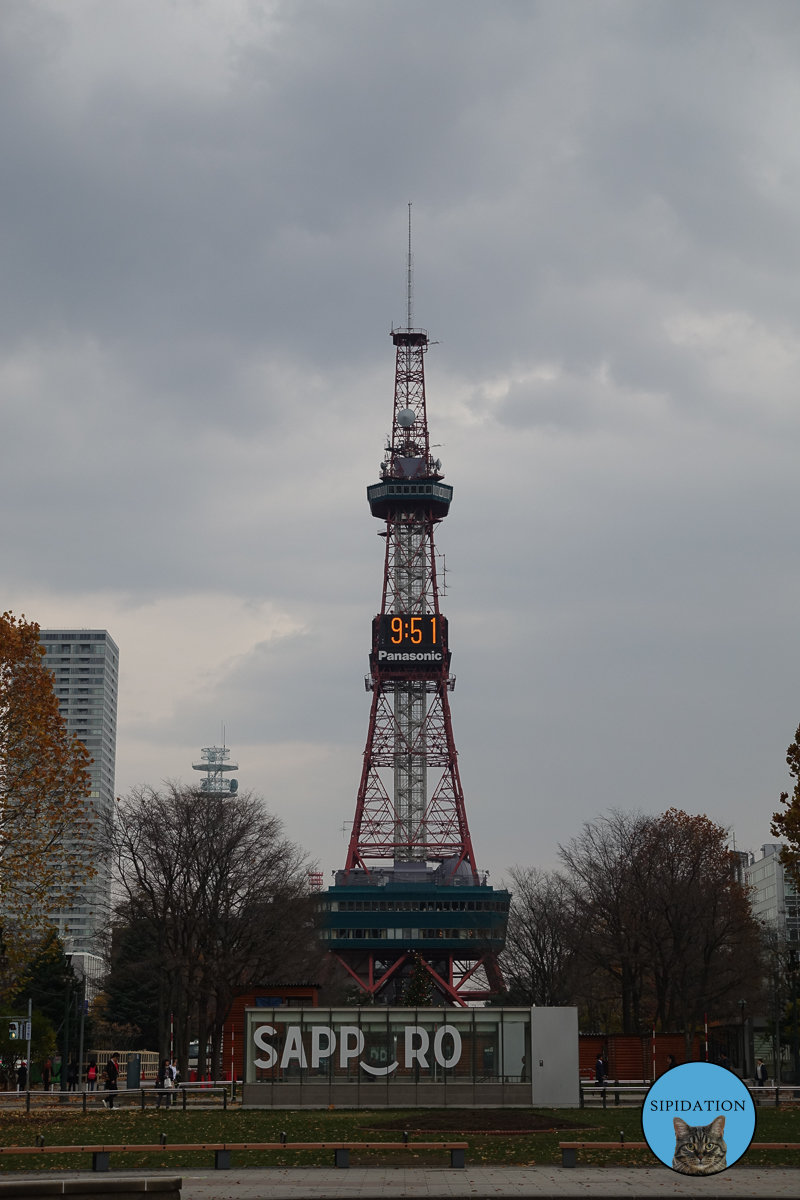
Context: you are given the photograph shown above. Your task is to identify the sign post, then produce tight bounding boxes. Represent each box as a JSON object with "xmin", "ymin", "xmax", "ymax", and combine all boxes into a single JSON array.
[{"xmin": 26, "ymin": 999, "xmax": 31, "ymax": 1085}]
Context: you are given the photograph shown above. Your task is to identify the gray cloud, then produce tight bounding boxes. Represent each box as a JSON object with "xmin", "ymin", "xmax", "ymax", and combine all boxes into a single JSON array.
[{"xmin": 2, "ymin": 1, "xmax": 800, "ymax": 879}]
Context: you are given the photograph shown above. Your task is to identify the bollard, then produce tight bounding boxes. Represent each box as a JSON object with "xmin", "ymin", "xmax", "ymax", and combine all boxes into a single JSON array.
[
  {"xmin": 182, "ymin": 1086, "xmax": 187, "ymax": 1111},
  {"xmin": 334, "ymin": 1148, "xmax": 349, "ymax": 1168},
  {"xmin": 25, "ymin": 1091, "xmax": 30, "ymax": 1114},
  {"xmin": 223, "ymin": 1085, "xmax": 227, "ymax": 1112},
  {"xmin": 614, "ymin": 1090, "xmax": 619, "ymax": 1107},
  {"xmin": 602, "ymin": 1087, "xmax": 607, "ymax": 1109},
  {"xmin": 82, "ymin": 1090, "xmax": 87, "ymax": 1114},
  {"xmin": 215, "ymin": 1150, "xmax": 230, "ymax": 1170}
]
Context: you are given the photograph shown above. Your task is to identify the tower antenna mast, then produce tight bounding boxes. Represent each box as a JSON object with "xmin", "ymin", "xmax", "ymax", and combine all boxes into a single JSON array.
[{"xmin": 406, "ymin": 201, "xmax": 413, "ymax": 331}]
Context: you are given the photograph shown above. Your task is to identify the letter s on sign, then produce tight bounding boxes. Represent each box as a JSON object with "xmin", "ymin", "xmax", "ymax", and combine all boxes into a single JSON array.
[{"xmin": 254, "ymin": 1024, "xmax": 277, "ymax": 1069}]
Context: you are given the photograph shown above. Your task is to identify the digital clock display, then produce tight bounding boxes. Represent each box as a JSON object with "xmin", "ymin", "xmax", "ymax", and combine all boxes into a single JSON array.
[{"xmin": 372, "ymin": 613, "xmax": 448, "ymax": 665}]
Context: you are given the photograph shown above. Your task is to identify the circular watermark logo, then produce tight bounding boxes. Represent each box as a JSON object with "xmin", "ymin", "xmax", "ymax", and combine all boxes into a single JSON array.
[{"xmin": 641, "ymin": 1062, "xmax": 756, "ymax": 1175}]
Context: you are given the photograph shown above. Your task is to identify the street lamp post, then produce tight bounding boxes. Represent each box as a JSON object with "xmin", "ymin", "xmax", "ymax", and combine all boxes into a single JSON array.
[
  {"xmin": 738, "ymin": 999, "xmax": 747, "ymax": 1078},
  {"xmin": 789, "ymin": 948, "xmax": 799, "ymax": 1085},
  {"xmin": 774, "ymin": 947, "xmax": 783, "ymax": 1085}
]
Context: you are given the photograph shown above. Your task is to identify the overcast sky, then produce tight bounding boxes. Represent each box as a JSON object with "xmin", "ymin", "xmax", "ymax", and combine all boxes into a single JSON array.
[{"xmin": 3, "ymin": 0, "xmax": 800, "ymax": 884}]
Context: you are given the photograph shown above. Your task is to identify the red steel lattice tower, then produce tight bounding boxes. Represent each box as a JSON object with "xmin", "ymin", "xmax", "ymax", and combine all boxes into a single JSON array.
[
  {"xmin": 323, "ymin": 211, "xmax": 509, "ymax": 1005},
  {"xmin": 344, "ymin": 334, "xmax": 477, "ymax": 879}
]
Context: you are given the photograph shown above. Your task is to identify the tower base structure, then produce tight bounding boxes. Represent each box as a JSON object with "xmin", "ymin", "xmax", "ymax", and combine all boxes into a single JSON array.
[{"xmin": 322, "ymin": 864, "xmax": 509, "ymax": 1006}]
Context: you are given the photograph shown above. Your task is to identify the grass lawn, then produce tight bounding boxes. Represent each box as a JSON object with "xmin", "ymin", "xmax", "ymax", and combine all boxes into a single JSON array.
[{"xmin": 0, "ymin": 1104, "xmax": 796, "ymax": 1170}]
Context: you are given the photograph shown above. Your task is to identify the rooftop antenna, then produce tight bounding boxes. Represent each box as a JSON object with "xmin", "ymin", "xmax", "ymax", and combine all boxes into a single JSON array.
[
  {"xmin": 406, "ymin": 201, "xmax": 413, "ymax": 331},
  {"xmin": 192, "ymin": 741, "xmax": 238, "ymax": 795}
]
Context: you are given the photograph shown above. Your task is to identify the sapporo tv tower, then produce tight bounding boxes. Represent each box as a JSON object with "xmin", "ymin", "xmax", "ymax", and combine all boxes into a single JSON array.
[{"xmin": 322, "ymin": 209, "xmax": 510, "ymax": 1005}]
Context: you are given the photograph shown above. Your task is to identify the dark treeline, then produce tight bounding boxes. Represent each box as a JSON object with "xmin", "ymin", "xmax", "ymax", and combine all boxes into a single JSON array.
[
  {"xmin": 500, "ymin": 809, "xmax": 764, "ymax": 1057},
  {"xmin": 100, "ymin": 784, "xmax": 322, "ymax": 1079}
]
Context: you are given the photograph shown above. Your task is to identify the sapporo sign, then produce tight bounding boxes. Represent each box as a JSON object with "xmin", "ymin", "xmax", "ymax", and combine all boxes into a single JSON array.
[{"xmin": 253, "ymin": 1023, "xmax": 462, "ymax": 1076}]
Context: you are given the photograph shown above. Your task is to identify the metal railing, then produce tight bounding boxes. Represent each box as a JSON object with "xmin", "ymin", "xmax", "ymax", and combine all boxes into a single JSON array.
[
  {"xmin": 0, "ymin": 1083, "xmax": 234, "ymax": 1112},
  {"xmin": 580, "ymin": 1082, "xmax": 800, "ymax": 1108}
]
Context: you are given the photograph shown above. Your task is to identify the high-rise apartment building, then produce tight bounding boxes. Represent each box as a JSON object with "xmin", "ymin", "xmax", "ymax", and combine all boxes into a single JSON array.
[
  {"xmin": 38, "ymin": 629, "xmax": 119, "ymax": 964},
  {"xmin": 745, "ymin": 843, "xmax": 799, "ymax": 943}
]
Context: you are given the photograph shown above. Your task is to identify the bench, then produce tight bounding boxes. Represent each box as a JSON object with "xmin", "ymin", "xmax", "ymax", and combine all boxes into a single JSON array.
[
  {"xmin": 560, "ymin": 1140, "xmax": 800, "ymax": 1166},
  {"xmin": 0, "ymin": 1141, "xmax": 468, "ymax": 1171}
]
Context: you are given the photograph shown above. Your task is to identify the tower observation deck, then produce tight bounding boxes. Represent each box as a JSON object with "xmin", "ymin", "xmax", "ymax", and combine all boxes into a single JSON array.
[{"xmin": 321, "ymin": 220, "xmax": 509, "ymax": 1005}]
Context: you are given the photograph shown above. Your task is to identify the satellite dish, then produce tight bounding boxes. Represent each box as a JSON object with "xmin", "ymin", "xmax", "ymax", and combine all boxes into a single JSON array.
[
  {"xmin": 435, "ymin": 459, "xmax": 442, "ymax": 471},
  {"xmin": 397, "ymin": 408, "xmax": 416, "ymax": 428}
]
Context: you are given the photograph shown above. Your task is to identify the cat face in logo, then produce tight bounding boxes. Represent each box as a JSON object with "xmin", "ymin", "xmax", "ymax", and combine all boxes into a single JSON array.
[{"xmin": 672, "ymin": 1116, "xmax": 727, "ymax": 1175}]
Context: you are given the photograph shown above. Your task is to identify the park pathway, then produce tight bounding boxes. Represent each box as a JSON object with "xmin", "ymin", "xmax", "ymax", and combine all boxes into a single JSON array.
[{"xmin": 5, "ymin": 1167, "xmax": 800, "ymax": 1199}]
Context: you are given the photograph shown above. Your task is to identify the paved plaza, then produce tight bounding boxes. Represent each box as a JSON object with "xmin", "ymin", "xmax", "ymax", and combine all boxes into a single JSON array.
[{"xmin": 4, "ymin": 1168, "xmax": 800, "ymax": 1199}]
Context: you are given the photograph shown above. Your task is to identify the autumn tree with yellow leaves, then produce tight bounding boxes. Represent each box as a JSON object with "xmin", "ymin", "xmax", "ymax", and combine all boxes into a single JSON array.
[
  {"xmin": 773, "ymin": 722, "xmax": 800, "ymax": 890},
  {"xmin": 0, "ymin": 612, "xmax": 94, "ymax": 989}
]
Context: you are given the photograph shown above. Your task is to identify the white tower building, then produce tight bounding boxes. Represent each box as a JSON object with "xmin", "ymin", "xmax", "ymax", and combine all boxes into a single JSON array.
[{"xmin": 38, "ymin": 628, "xmax": 119, "ymax": 969}]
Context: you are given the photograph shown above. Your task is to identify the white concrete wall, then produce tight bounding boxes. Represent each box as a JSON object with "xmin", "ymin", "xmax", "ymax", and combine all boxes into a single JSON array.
[{"xmin": 530, "ymin": 1007, "xmax": 579, "ymax": 1108}]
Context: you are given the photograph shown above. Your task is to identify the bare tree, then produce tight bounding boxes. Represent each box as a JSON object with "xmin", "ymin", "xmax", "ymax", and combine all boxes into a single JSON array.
[
  {"xmin": 501, "ymin": 867, "xmax": 578, "ymax": 1006},
  {"xmin": 559, "ymin": 810, "xmax": 652, "ymax": 1033},
  {"xmin": 556, "ymin": 808, "xmax": 762, "ymax": 1046},
  {"xmin": 638, "ymin": 809, "xmax": 763, "ymax": 1059},
  {"xmin": 106, "ymin": 783, "xmax": 318, "ymax": 1079}
]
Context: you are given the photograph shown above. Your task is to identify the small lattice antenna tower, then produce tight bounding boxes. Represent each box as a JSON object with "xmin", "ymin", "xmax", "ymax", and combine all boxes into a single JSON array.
[
  {"xmin": 406, "ymin": 201, "xmax": 413, "ymax": 331},
  {"xmin": 192, "ymin": 740, "xmax": 239, "ymax": 795}
]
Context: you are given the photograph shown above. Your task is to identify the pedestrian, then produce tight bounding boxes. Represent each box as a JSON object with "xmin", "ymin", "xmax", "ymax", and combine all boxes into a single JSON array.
[
  {"xmin": 67, "ymin": 1061, "xmax": 78, "ymax": 1092},
  {"xmin": 103, "ymin": 1055, "xmax": 119, "ymax": 1108},
  {"xmin": 42, "ymin": 1058, "xmax": 52, "ymax": 1092},
  {"xmin": 86, "ymin": 1061, "xmax": 97, "ymax": 1091},
  {"xmin": 665, "ymin": 1055, "xmax": 677, "ymax": 1071},
  {"xmin": 16, "ymin": 1061, "xmax": 27, "ymax": 1093},
  {"xmin": 756, "ymin": 1058, "xmax": 768, "ymax": 1087},
  {"xmin": 595, "ymin": 1052, "xmax": 606, "ymax": 1087},
  {"xmin": 169, "ymin": 1057, "xmax": 179, "ymax": 1106},
  {"xmin": 719, "ymin": 1052, "xmax": 732, "ymax": 1072},
  {"xmin": 156, "ymin": 1058, "xmax": 170, "ymax": 1108}
]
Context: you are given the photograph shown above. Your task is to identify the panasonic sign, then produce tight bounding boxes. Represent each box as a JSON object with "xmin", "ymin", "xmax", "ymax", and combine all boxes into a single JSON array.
[
  {"xmin": 253, "ymin": 1023, "xmax": 462, "ymax": 1075},
  {"xmin": 377, "ymin": 651, "xmax": 443, "ymax": 662}
]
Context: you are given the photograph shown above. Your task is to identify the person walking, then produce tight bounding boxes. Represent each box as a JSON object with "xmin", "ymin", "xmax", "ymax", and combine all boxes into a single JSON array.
[
  {"xmin": 67, "ymin": 1062, "xmax": 78, "ymax": 1092},
  {"xmin": 42, "ymin": 1058, "xmax": 52, "ymax": 1092},
  {"xmin": 103, "ymin": 1055, "xmax": 119, "ymax": 1108},
  {"xmin": 86, "ymin": 1061, "xmax": 97, "ymax": 1091},
  {"xmin": 719, "ymin": 1052, "xmax": 732, "ymax": 1072},
  {"xmin": 169, "ymin": 1057, "xmax": 179, "ymax": 1106},
  {"xmin": 156, "ymin": 1059, "xmax": 170, "ymax": 1108},
  {"xmin": 665, "ymin": 1054, "xmax": 677, "ymax": 1071},
  {"xmin": 16, "ymin": 1061, "xmax": 27, "ymax": 1093},
  {"xmin": 595, "ymin": 1053, "xmax": 606, "ymax": 1087},
  {"xmin": 756, "ymin": 1058, "xmax": 768, "ymax": 1087}
]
